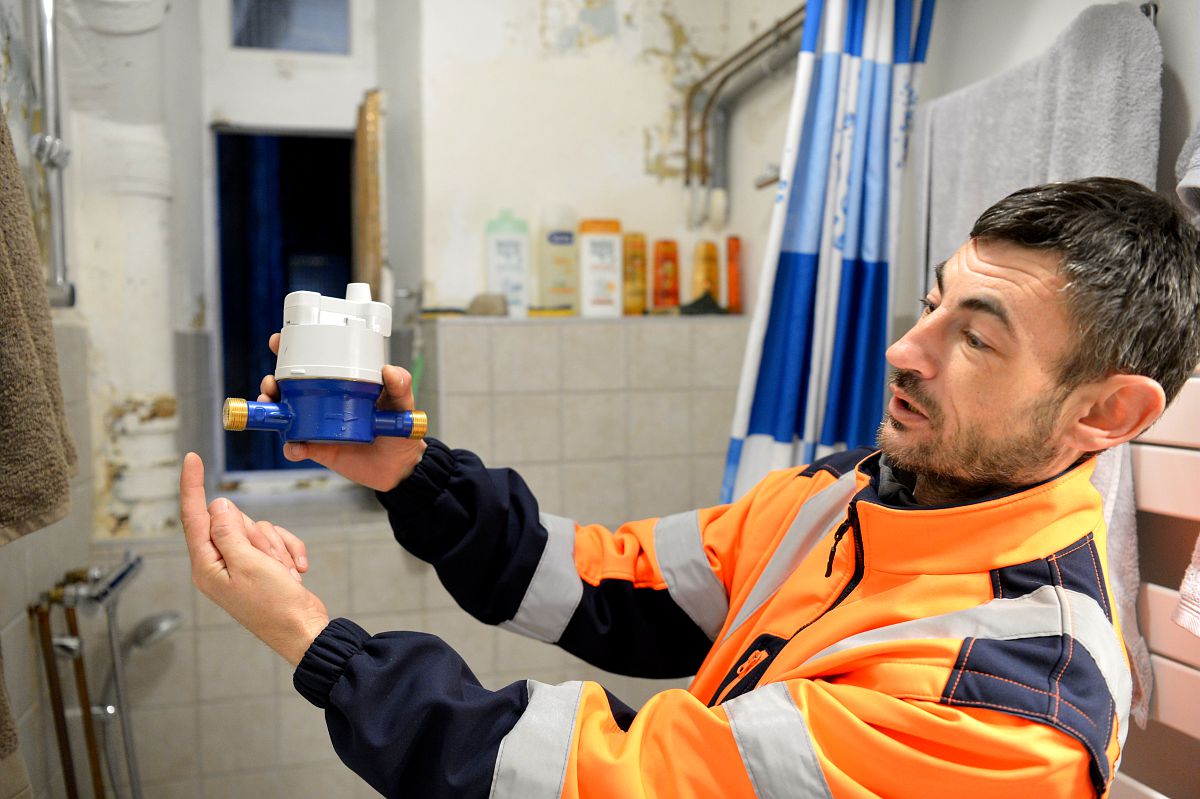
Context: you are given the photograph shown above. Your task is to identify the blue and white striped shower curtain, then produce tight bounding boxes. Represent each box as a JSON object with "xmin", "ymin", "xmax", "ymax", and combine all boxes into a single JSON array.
[{"xmin": 722, "ymin": 0, "xmax": 935, "ymax": 502}]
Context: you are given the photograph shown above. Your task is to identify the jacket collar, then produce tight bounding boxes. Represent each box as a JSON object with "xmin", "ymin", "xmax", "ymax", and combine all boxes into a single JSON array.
[{"xmin": 850, "ymin": 451, "xmax": 1104, "ymax": 575}]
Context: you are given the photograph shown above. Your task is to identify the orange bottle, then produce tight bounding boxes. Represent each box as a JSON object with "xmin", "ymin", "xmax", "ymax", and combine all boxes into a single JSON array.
[
  {"xmin": 726, "ymin": 236, "xmax": 742, "ymax": 314},
  {"xmin": 623, "ymin": 233, "xmax": 647, "ymax": 315},
  {"xmin": 652, "ymin": 239, "xmax": 679, "ymax": 309},
  {"xmin": 692, "ymin": 239, "xmax": 720, "ymax": 302}
]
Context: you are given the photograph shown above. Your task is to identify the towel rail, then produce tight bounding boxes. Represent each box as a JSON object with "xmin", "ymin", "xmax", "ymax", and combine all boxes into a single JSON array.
[{"xmin": 33, "ymin": 0, "xmax": 74, "ymax": 307}]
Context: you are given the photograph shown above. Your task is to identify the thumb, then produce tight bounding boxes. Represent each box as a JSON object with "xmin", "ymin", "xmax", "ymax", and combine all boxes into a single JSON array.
[
  {"xmin": 283, "ymin": 441, "xmax": 339, "ymax": 467},
  {"xmin": 208, "ymin": 498, "xmax": 259, "ymax": 566}
]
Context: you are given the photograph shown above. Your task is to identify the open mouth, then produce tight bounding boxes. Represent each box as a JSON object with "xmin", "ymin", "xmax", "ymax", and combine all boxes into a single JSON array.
[{"xmin": 889, "ymin": 390, "xmax": 929, "ymax": 423}]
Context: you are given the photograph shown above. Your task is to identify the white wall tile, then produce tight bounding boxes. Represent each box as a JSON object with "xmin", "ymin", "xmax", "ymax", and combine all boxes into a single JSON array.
[
  {"xmin": 627, "ymin": 457, "xmax": 695, "ymax": 520},
  {"xmin": 690, "ymin": 318, "xmax": 749, "ymax": 388},
  {"xmin": 504, "ymin": 462, "xmax": 562, "ymax": 517},
  {"xmin": 561, "ymin": 392, "xmax": 627, "ymax": 460},
  {"xmin": 492, "ymin": 394, "xmax": 561, "ymax": 463},
  {"xmin": 490, "ymin": 324, "xmax": 561, "ymax": 393},
  {"xmin": 2, "ymin": 616, "xmax": 38, "ymax": 720},
  {"xmin": 561, "ymin": 462, "xmax": 627, "ymax": 530},
  {"xmin": 437, "ymin": 323, "xmax": 492, "ymax": 394},
  {"xmin": 688, "ymin": 389, "xmax": 738, "ymax": 454},
  {"xmin": 627, "ymin": 391, "xmax": 690, "ymax": 457},
  {"xmin": 627, "ymin": 321, "xmax": 691, "ymax": 389},
  {"xmin": 689, "ymin": 455, "xmax": 726, "ymax": 509},
  {"xmin": 438, "ymin": 394, "xmax": 495, "ymax": 461},
  {"xmin": 495, "ymin": 629, "xmax": 565, "ymax": 672},
  {"xmin": 200, "ymin": 770, "xmax": 278, "ymax": 799},
  {"xmin": 17, "ymin": 705, "xmax": 47, "ymax": 795},
  {"xmin": 119, "ymin": 551, "xmax": 196, "ymax": 630},
  {"xmin": 131, "ymin": 704, "xmax": 199, "ymax": 782},
  {"xmin": 143, "ymin": 777, "xmax": 201, "ymax": 798},
  {"xmin": 123, "ymin": 628, "xmax": 196, "ymax": 708},
  {"xmin": 198, "ymin": 697, "xmax": 277, "ymax": 774},
  {"xmin": 349, "ymin": 542, "xmax": 427, "ymax": 615},
  {"xmin": 197, "ymin": 627, "xmax": 275, "ymax": 700},
  {"xmin": 276, "ymin": 761, "xmax": 364, "ymax": 798},
  {"xmin": 423, "ymin": 609, "xmax": 497, "ymax": 674},
  {"xmin": 561, "ymin": 323, "xmax": 626, "ymax": 391},
  {"xmin": 277, "ymin": 694, "xmax": 337, "ymax": 766},
  {"xmin": 0, "ymin": 537, "xmax": 31, "ymax": 628},
  {"xmin": 298, "ymin": 544, "xmax": 351, "ymax": 621}
]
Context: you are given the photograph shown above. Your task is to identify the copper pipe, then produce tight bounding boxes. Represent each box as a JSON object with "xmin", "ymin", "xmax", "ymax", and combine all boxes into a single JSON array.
[
  {"xmin": 697, "ymin": 12, "xmax": 806, "ymax": 185},
  {"xmin": 683, "ymin": 3, "xmax": 807, "ymax": 185},
  {"xmin": 30, "ymin": 602, "xmax": 80, "ymax": 799},
  {"xmin": 64, "ymin": 605, "xmax": 105, "ymax": 798}
]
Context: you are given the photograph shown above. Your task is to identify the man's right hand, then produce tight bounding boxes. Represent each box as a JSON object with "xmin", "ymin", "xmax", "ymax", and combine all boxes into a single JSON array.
[{"xmin": 260, "ymin": 332, "xmax": 427, "ymax": 492}]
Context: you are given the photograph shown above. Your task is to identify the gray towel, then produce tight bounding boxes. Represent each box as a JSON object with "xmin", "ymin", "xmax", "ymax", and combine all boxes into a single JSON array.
[
  {"xmin": 907, "ymin": 2, "xmax": 1161, "ymax": 727},
  {"xmin": 1175, "ymin": 123, "xmax": 1200, "ymax": 224},
  {"xmin": 0, "ymin": 102, "xmax": 77, "ymax": 544}
]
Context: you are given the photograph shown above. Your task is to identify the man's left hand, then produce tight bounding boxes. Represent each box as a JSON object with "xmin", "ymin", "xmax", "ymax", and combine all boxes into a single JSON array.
[{"xmin": 180, "ymin": 452, "xmax": 330, "ymax": 666}]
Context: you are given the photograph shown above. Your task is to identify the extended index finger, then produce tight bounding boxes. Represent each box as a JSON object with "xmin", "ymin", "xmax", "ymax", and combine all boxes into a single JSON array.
[{"xmin": 179, "ymin": 453, "xmax": 212, "ymax": 552}]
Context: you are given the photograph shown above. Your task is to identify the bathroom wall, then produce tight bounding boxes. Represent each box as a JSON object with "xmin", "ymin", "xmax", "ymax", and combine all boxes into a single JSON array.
[{"xmin": 0, "ymin": 319, "xmax": 94, "ymax": 799}]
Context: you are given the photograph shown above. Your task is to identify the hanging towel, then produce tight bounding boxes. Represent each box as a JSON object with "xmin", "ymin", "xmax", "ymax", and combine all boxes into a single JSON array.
[
  {"xmin": 906, "ymin": 2, "xmax": 1161, "ymax": 727},
  {"xmin": 0, "ymin": 103, "xmax": 77, "ymax": 545},
  {"xmin": 1090, "ymin": 445, "xmax": 1153, "ymax": 727},
  {"xmin": 0, "ymin": 653, "xmax": 33, "ymax": 799},
  {"xmin": 1173, "ymin": 537, "xmax": 1200, "ymax": 638},
  {"xmin": 1175, "ymin": 122, "xmax": 1200, "ymax": 224}
]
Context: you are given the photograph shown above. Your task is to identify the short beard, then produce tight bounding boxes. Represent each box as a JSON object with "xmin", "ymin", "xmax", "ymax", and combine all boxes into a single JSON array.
[{"xmin": 877, "ymin": 370, "xmax": 1065, "ymax": 504}]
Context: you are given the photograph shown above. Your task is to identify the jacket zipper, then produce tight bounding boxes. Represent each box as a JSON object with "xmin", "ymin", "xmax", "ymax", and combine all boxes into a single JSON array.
[
  {"xmin": 712, "ymin": 648, "xmax": 770, "ymax": 705},
  {"xmin": 825, "ymin": 503, "xmax": 864, "ymax": 610}
]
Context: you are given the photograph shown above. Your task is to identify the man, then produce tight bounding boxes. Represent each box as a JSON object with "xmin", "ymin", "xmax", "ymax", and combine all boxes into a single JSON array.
[{"xmin": 180, "ymin": 177, "xmax": 1200, "ymax": 797}]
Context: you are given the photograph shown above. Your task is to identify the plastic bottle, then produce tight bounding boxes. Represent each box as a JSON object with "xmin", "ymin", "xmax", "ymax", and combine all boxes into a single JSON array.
[
  {"xmin": 652, "ymin": 239, "xmax": 679, "ymax": 310},
  {"xmin": 536, "ymin": 205, "xmax": 579, "ymax": 313},
  {"xmin": 692, "ymin": 239, "xmax": 720, "ymax": 302},
  {"xmin": 485, "ymin": 209, "xmax": 531, "ymax": 317},
  {"xmin": 578, "ymin": 219, "xmax": 623, "ymax": 318},
  {"xmin": 726, "ymin": 235, "xmax": 743, "ymax": 314},
  {"xmin": 623, "ymin": 232, "xmax": 647, "ymax": 315}
]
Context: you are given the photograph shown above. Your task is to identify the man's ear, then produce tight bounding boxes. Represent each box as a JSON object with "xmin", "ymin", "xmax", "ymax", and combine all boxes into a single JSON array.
[{"xmin": 1064, "ymin": 374, "xmax": 1167, "ymax": 451}]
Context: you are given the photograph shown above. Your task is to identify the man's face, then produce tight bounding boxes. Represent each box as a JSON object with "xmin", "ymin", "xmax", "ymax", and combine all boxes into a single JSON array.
[{"xmin": 878, "ymin": 238, "xmax": 1080, "ymax": 496}]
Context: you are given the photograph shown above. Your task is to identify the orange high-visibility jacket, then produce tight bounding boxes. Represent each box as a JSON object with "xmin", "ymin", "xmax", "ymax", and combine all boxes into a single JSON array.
[{"xmin": 295, "ymin": 441, "xmax": 1129, "ymax": 798}]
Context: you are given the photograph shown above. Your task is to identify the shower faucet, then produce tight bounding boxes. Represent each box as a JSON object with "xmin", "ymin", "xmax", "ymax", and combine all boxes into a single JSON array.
[{"xmin": 222, "ymin": 283, "xmax": 427, "ymax": 444}]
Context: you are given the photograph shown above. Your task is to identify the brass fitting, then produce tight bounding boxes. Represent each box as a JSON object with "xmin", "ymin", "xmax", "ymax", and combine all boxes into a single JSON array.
[
  {"xmin": 222, "ymin": 398, "xmax": 248, "ymax": 432},
  {"xmin": 410, "ymin": 410, "xmax": 428, "ymax": 440}
]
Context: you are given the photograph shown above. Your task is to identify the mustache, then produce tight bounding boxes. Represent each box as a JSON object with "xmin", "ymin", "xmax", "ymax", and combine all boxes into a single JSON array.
[{"xmin": 890, "ymin": 369, "xmax": 939, "ymax": 419}]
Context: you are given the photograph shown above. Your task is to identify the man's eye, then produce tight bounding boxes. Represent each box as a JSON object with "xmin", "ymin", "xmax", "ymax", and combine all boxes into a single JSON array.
[
  {"xmin": 964, "ymin": 331, "xmax": 990, "ymax": 351},
  {"xmin": 919, "ymin": 298, "xmax": 937, "ymax": 315}
]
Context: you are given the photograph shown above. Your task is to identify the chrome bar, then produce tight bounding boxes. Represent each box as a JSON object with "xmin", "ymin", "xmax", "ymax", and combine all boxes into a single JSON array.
[{"xmin": 33, "ymin": 0, "xmax": 74, "ymax": 307}]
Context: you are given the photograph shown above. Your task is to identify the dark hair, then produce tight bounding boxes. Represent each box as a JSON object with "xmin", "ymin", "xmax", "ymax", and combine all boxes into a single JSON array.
[{"xmin": 970, "ymin": 177, "xmax": 1200, "ymax": 404}]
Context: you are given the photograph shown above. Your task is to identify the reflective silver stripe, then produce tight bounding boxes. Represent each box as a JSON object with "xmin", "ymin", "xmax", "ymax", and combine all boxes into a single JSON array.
[
  {"xmin": 501, "ymin": 513, "xmax": 583, "ymax": 643},
  {"xmin": 802, "ymin": 584, "xmax": 1132, "ymax": 736},
  {"xmin": 489, "ymin": 680, "xmax": 582, "ymax": 799},
  {"xmin": 725, "ymin": 682, "xmax": 832, "ymax": 799},
  {"xmin": 654, "ymin": 510, "xmax": 729, "ymax": 640},
  {"xmin": 724, "ymin": 470, "xmax": 858, "ymax": 640}
]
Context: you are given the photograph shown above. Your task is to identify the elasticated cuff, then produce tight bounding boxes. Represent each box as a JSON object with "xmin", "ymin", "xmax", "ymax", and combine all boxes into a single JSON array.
[
  {"xmin": 375, "ymin": 437, "xmax": 456, "ymax": 516},
  {"xmin": 293, "ymin": 617, "xmax": 371, "ymax": 708}
]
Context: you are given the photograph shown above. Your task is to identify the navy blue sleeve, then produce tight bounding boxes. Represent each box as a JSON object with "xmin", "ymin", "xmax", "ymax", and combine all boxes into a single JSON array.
[
  {"xmin": 375, "ymin": 438, "xmax": 546, "ymax": 624},
  {"xmin": 375, "ymin": 438, "xmax": 713, "ymax": 678},
  {"xmin": 294, "ymin": 618, "xmax": 529, "ymax": 798}
]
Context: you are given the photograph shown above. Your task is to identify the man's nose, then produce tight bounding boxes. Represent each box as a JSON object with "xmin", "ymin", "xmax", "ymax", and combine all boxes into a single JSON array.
[{"xmin": 886, "ymin": 323, "xmax": 938, "ymax": 379}]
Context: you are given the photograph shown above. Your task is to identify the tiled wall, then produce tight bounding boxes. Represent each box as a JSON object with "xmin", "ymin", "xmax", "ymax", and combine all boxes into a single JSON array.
[
  {"xmin": 42, "ymin": 315, "xmax": 748, "ymax": 798},
  {"xmin": 420, "ymin": 315, "xmax": 751, "ymax": 529},
  {"xmin": 0, "ymin": 319, "xmax": 94, "ymax": 799}
]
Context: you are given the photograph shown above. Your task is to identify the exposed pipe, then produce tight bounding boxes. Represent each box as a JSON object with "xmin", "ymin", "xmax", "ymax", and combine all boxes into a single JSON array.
[
  {"xmin": 32, "ymin": 0, "xmax": 74, "ymax": 307},
  {"xmin": 64, "ymin": 601, "xmax": 107, "ymax": 797},
  {"xmin": 30, "ymin": 601, "xmax": 80, "ymax": 799},
  {"xmin": 683, "ymin": 3, "xmax": 807, "ymax": 186},
  {"xmin": 697, "ymin": 13, "xmax": 806, "ymax": 186}
]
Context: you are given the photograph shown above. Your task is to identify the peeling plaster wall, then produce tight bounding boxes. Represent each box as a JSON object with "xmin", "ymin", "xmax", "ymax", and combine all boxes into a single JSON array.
[{"xmin": 419, "ymin": 0, "xmax": 732, "ymax": 308}]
